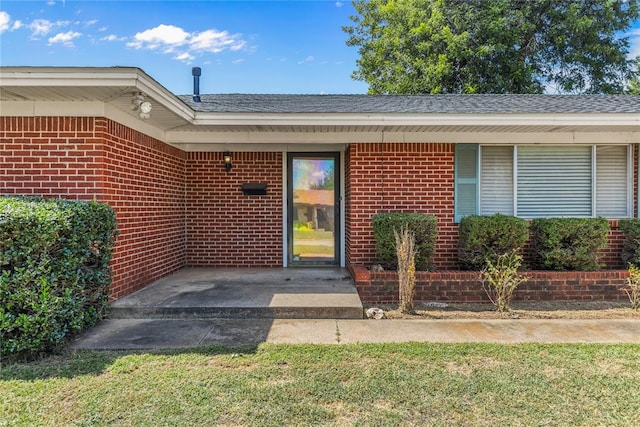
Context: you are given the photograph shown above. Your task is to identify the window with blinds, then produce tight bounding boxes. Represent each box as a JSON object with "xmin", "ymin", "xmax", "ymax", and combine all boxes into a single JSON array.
[
  {"xmin": 517, "ymin": 146, "xmax": 592, "ymax": 218},
  {"xmin": 454, "ymin": 144, "xmax": 631, "ymax": 221},
  {"xmin": 596, "ymin": 145, "xmax": 629, "ymax": 217},
  {"xmin": 480, "ymin": 146, "xmax": 513, "ymax": 215}
]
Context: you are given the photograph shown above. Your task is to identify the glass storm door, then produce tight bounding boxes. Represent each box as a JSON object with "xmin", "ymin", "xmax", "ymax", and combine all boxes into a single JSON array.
[{"xmin": 288, "ymin": 153, "xmax": 340, "ymax": 266}]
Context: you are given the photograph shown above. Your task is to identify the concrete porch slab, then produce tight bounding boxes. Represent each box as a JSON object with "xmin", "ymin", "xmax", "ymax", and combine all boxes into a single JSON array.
[{"xmin": 109, "ymin": 267, "xmax": 364, "ymax": 320}]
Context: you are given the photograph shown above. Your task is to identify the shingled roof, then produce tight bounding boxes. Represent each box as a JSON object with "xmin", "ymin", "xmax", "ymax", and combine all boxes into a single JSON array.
[{"xmin": 178, "ymin": 94, "xmax": 640, "ymax": 114}]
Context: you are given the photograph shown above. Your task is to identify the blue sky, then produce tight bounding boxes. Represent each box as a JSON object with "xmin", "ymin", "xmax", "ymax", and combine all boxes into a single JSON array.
[
  {"xmin": 0, "ymin": 0, "xmax": 368, "ymax": 94},
  {"xmin": 1, "ymin": 0, "xmax": 640, "ymax": 95}
]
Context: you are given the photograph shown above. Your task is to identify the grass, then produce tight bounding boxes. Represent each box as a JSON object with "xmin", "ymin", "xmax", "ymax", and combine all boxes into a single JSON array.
[
  {"xmin": 3, "ymin": 343, "xmax": 640, "ymax": 426},
  {"xmin": 293, "ymin": 229, "xmax": 334, "ymax": 240},
  {"xmin": 293, "ymin": 244, "xmax": 335, "ymax": 256}
]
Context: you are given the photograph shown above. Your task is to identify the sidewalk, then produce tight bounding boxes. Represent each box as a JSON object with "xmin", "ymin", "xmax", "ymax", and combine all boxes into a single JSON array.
[{"xmin": 72, "ymin": 318, "xmax": 640, "ymax": 350}]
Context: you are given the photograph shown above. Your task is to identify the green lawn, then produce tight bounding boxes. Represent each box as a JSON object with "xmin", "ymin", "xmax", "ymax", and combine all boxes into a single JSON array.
[
  {"xmin": 2, "ymin": 343, "xmax": 640, "ymax": 426},
  {"xmin": 293, "ymin": 229, "xmax": 334, "ymax": 240}
]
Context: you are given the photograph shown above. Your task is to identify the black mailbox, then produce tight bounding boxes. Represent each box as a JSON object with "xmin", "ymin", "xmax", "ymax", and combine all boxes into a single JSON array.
[{"xmin": 242, "ymin": 182, "xmax": 268, "ymax": 196}]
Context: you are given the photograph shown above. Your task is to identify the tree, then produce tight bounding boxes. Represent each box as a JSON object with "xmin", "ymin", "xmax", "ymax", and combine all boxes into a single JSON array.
[
  {"xmin": 344, "ymin": 0, "xmax": 640, "ymax": 94},
  {"xmin": 628, "ymin": 58, "xmax": 640, "ymax": 94}
]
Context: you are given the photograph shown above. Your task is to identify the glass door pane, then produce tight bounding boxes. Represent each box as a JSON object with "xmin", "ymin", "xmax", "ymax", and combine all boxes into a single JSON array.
[{"xmin": 289, "ymin": 154, "xmax": 339, "ymax": 265}]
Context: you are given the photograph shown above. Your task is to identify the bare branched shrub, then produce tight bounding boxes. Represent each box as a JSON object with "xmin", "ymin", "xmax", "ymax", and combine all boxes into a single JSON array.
[
  {"xmin": 394, "ymin": 226, "xmax": 416, "ymax": 313},
  {"xmin": 482, "ymin": 251, "xmax": 528, "ymax": 313},
  {"xmin": 625, "ymin": 264, "xmax": 640, "ymax": 310}
]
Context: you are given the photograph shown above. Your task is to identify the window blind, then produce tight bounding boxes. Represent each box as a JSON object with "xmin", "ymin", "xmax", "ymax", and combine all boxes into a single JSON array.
[
  {"xmin": 480, "ymin": 146, "xmax": 513, "ymax": 215},
  {"xmin": 517, "ymin": 146, "xmax": 592, "ymax": 218},
  {"xmin": 596, "ymin": 145, "xmax": 629, "ymax": 217}
]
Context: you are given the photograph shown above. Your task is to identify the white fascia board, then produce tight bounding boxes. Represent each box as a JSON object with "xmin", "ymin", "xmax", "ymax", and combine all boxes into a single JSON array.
[
  {"xmin": 0, "ymin": 67, "xmax": 195, "ymax": 122},
  {"xmin": 1, "ymin": 100, "xmax": 105, "ymax": 116},
  {"xmin": 191, "ymin": 112, "xmax": 640, "ymax": 127},
  {"xmin": 166, "ymin": 130, "xmax": 640, "ymax": 145}
]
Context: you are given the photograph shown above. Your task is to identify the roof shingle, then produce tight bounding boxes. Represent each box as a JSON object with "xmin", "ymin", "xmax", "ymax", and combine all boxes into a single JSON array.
[{"xmin": 178, "ymin": 94, "xmax": 640, "ymax": 114}]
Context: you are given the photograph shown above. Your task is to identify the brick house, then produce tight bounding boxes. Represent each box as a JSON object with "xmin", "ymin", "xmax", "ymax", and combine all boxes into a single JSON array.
[{"xmin": 2, "ymin": 66, "xmax": 639, "ymax": 302}]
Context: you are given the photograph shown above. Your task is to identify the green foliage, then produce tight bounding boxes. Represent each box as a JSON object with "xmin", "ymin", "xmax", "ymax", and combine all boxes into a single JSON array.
[
  {"xmin": 458, "ymin": 214, "xmax": 528, "ymax": 270},
  {"xmin": 619, "ymin": 218, "xmax": 640, "ymax": 267},
  {"xmin": 345, "ymin": 0, "xmax": 640, "ymax": 94},
  {"xmin": 530, "ymin": 217, "xmax": 609, "ymax": 271},
  {"xmin": 482, "ymin": 252, "xmax": 528, "ymax": 313},
  {"xmin": 0, "ymin": 196, "xmax": 118, "ymax": 361},
  {"xmin": 625, "ymin": 264, "xmax": 640, "ymax": 310},
  {"xmin": 627, "ymin": 58, "xmax": 640, "ymax": 94},
  {"xmin": 373, "ymin": 213, "xmax": 437, "ymax": 271}
]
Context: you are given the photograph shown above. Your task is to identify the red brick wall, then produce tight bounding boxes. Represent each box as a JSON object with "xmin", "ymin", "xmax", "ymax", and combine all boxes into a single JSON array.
[
  {"xmin": 185, "ymin": 152, "xmax": 283, "ymax": 266},
  {"xmin": 352, "ymin": 266, "xmax": 629, "ymax": 304},
  {"xmin": 1, "ymin": 117, "xmax": 104, "ymax": 199},
  {"xmin": 1, "ymin": 117, "xmax": 188, "ymax": 299},
  {"xmin": 98, "ymin": 119, "xmax": 187, "ymax": 298},
  {"xmin": 345, "ymin": 143, "xmax": 457, "ymax": 270}
]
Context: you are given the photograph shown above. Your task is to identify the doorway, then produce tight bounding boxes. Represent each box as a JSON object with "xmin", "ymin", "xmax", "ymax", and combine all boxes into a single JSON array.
[{"xmin": 287, "ymin": 153, "xmax": 340, "ymax": 266}]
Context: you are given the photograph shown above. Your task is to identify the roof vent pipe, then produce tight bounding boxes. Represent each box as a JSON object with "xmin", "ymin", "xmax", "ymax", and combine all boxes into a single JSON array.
[{"xmin": 192, "ymin": 67, "xmax": 201, "ymax": 103}]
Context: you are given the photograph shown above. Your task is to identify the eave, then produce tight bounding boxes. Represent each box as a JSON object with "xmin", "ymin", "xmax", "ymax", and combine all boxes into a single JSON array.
[{"xmin": 1, "ymin": 66, "xmax": 639, "ymax": 151}]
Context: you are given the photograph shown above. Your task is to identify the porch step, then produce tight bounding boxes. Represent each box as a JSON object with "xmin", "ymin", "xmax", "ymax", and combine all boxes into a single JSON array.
[{"xmin": 109, "ymin": 268, "xmax": 364, "ymax": 320}]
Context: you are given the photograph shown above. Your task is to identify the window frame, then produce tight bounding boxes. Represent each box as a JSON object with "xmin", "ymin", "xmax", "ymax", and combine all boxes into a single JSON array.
[{"xmin": 458, "ymin": 144, "xmax": 633, "ymax": 221}]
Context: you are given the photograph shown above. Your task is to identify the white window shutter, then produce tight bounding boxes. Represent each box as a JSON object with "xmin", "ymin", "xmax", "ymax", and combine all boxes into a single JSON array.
[
  {"xmin": 517, "ymin": 146, "xmax": 592, "ymax": 218},
  {"xmin": 480, "ymin": 146, "xmax": 513, "ymax": 215},
  {"xmin": 455, "ymin": 144, "xmax": 478, "ymax": 222}
]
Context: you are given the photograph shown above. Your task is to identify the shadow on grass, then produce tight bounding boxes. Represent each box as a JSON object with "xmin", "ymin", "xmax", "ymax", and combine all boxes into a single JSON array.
[{"xmin": 1, "ymin": 343, "xmax": 262, "ymax": 382}]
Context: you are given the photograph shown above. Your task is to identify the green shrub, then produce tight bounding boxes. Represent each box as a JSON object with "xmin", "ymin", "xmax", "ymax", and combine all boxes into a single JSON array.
[
  {"xmin": 458, "ymin": 214, "xmax": 529, "ymax": 270},
  {"xmin": 530, "ymin": 217, "xmax": 609, "ymax": 271},
  {"xmin": 482, "ymin": 251, "xmax": 528, "ymax": 313},
  {"xmin": 372, "ymin": 213, "xmax": 437, "ymax": 271},
  {"xmin": 0, "ymin": 196, "xmax": 117, "ymax": 361},
  {"xmin": 619, "ymin": 218, "xmax": 640, "ymax": 267}
]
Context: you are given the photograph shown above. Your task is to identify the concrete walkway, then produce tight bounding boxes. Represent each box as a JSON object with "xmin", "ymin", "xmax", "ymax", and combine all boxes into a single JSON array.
[
  {"xmin": 72, "ymin": 318, "xmax": 640, "ymax": 350},
  {"xmin": 71, "ymin": 267, "xmax": 640, "ymax": 350}
]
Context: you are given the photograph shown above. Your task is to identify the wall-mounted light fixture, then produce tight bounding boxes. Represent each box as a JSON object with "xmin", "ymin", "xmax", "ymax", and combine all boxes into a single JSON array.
[
  {"xmin": 223, "ymin": 151, "xmax": 233, "ymax": 172},
  {"xmin": 131, "ymin": 93, "xmax": 152, "ymax": 120}
]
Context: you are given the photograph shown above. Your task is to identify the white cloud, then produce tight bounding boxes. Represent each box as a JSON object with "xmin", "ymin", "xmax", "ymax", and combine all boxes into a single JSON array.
[
  {"xmin": 84, "ymin": 19, "xmax": 97, "ymax": 27},
  {"xmin": 29, "ymin": 19, "xmax": 53, "ymax": 36},
  {"xmin": 0, "ymin": 11, "xmax": 9, "ymax": 33},
  {"xmin": 174, "ymin": 52, "xmax": 195, "ymax": 62},
  {"xmin": 126, "ymin": 24, "xmax": 247, "ymax": 62},
  {"xmin": 127, "ymin": 24, "xmax": 189, "ymax": 50},
  {"xmin": 298, "ymin": 55, "xmax": 315, "ymax": 64},
  {"xmin": 190, "ymin": 29, "xmax": 245, "ymax": 53},
  {"xmin": 0, "ymin": 12, "xmax": 23, "ymax": 34},
  {"xmin": 28, "ymin": 19, "xmax": 71, "ymax": 37},
  {"xmin": 101, "ymin": 34, "xmax": 124, "ymax": 42},
  {"xmin": 48, "ymin": 30, "xmax": 81, "ymax": 47},
  {"xmin": 232, "ymin": 58, "xmax": 244, "ymax": 64},
  {"xmin": 336, "ymin": 2, "xmax": 344, "ymax": 7}
]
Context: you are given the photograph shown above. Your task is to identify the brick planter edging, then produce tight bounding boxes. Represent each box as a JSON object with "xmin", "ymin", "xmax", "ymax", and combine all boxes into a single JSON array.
[{"xmin": 349, "ymin": 265, "xmax": 630, "ymax": 304}]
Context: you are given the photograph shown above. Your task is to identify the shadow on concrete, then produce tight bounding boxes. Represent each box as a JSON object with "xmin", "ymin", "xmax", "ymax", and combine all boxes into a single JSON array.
[{"xmin": 109, "ymin": 267, "xmax": 363, "ymax": 319}]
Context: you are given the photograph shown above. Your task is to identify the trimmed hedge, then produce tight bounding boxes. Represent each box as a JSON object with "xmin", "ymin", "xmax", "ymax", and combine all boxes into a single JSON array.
[
  {"xmin": 372, "ymin": 213, "xmax": 437, "ymax": 271},
  {"xmin": 458, "ymin": 214, "xmax": 528, "ymax": 270},
  {"xmin": 530, "ymin": 217, "xmax": 609, "ymax": 271},
  {"xmin": 619, "ymin": 218, "xmax": 640, "ymax": 267},
  {"xmin": 0, "ymin": 196, "xmax": 117, "ymax": 361}
]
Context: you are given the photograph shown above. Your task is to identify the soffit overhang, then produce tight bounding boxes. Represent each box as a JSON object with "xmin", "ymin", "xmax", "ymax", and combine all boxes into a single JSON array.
[{"xmin": 1, "ymin": 66, "xmax": 639, "ymax": 150}]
